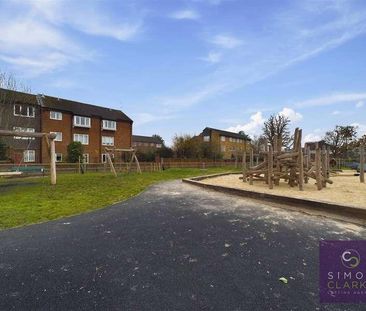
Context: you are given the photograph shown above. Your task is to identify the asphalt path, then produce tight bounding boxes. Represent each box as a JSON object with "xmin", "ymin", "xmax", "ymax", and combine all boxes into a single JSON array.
[{"xmin": 0, "ymin": 180, "xmax": 365, "ymax": 310}]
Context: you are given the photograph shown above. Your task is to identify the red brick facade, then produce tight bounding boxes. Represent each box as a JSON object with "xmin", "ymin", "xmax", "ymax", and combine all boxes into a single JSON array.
[{"xmin": 41, "ymin": 108, "xmax": 132, "ymax": 163}]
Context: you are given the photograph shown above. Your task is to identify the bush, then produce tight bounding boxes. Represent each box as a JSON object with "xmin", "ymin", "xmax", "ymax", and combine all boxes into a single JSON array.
[{"xmin": 67, "ymin": 142, "xmax": 84, "ymax": 163}]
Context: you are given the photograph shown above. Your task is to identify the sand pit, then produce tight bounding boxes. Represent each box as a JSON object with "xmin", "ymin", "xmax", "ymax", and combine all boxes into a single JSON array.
[{"xmin": 200, "ymin": 173, "xmax": 366, "ymax": 208}]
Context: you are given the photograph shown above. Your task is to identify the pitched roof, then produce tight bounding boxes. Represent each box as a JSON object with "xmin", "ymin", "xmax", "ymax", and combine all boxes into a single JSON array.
[
  {"xmin": 0, "ymin": 88, "xmax": 38, "ymax": 105},
  {"xmin": 202, "ymin": 127, "xmax": 251, "ymax": 141},
  {"xmin": 132, "ymin": 135, "xmax": 162, "ymax": 144},
  {"xmin": 39, "ymin": 94, "xmax": 132, "ymax": 122}
]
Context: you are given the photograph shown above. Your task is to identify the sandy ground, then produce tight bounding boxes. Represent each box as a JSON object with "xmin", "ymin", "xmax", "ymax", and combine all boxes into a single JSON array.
[{"xmin": 201, "ymin": 173, "xmax": 366, "ymax": 208}]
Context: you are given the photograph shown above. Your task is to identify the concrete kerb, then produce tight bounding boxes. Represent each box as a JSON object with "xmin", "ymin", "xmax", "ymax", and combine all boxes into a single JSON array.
[{"xmin": 182, "ymin": 173, "xmax": 366, "ymax": 226}]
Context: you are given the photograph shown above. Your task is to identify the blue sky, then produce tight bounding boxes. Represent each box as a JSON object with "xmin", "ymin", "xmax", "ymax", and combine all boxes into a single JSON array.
[{"xmin": 1, "ymin": 0, "xmax": 366, "ymax": 145}]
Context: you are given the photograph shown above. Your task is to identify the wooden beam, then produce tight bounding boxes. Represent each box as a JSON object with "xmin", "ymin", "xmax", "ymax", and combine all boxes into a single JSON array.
[
  {"xmin": 50, "ymin": 138, "xmax": 57, "ymax": 185},
  {"xmin": 242, "ymin": 151, "xmax": 247, "ymax": 183},
  {"xmin": 360, "ymin": 144, "xmax": 365, "ymax": 183},
  {"xmin": 0, "ymin": 129, "xmax": 56, "ymax": 139},
  {"xmin": 268, "ymin": 145, "xmax": 273, "ymax": 189}
]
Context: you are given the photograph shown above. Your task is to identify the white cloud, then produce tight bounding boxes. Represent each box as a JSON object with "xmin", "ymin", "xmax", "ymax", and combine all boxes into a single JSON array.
[
  {"xmin": 332, "ymin": 110, "xmax": 341, "ymax": 115},
  {"xmin": 201, "ymin": 51, "xmax": 221, "ymax": 63},
  {"xmin": 304, "ymin": 133, "xmax": 322, "ymax": 143},
  {"xmin": 25, "ymin": 1, "xmax": 143, "ymax": 41},
  {"xmin": 211, "ymin": 34, "xmax": 243, "ymax": 49},
  {"xmin": 158, "ymin": 2, "xmax": 366, "ymax": 111},
  {"xmin": 294, "ymin": 93, "xmax": 366, "ymax": 108},
  {"xmin": 356, "ymin": 100, "xmax": 364, "ymax": 108},
  {"xmin": 351, "ymin": 123, "xmax": 366, "ymax": 137},
  {"xmin": 279, "ymin": 107, "xmax": 303, "ymax": 122},
  {"xmin": 0, "ymin": 1, "xmax": 143, "ymax": 75},
  {"xmin": 170, "ymin": 9, "xmax": 200, "ymax": 20},
  {"xmin": 225, "ymin": 111, "xmax": 265, "ymax": 137}
]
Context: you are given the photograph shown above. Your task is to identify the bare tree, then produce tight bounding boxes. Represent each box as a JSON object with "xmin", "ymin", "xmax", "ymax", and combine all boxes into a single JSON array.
[
  {"xmin": 262, "ymin": 114, "xmax": 292, "ymax": 148},
  {"xmin": 0, "ymin": 71, "xmax": 32, "ymax": 129}
]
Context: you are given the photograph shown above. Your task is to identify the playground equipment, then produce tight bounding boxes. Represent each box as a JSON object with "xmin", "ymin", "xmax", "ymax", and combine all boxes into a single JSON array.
[
  {"xmin": 104, "ymin": 147, "xmax": 141, "ymax": 177},
  {"xmin": 0, "ymin": 129, "xmax": 57, "ymax": 184},
  {"xmin": 241, "ymin": 128, "xmax": 332, "ymax": 191}
]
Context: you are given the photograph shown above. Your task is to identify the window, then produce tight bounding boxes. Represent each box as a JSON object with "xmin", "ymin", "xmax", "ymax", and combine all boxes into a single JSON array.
[
  {"xmin": 221, "ymin": 136, "xmax": 225, "ymax": 142},
  {"xmin": 101, "ymin": 153, "xmax": 114, "ymax": 163},
  {"xmin": 50, "ymin": 132, "xmax": 62, "ymax": 142},
  {"xmin": 56, "ymin": 153, "xmax": 63, "ymax": 162},
  {"xmin": 102, "ymin": 136, "xmax": 114, "ymax": 146},
  {"xmin": 24, "ymin": 150, "xmax": 35, "ymax": 162},
  {"xmin": 102, "ymin": 120, "xmax": 116, "ymax": 131},
  {"xmin": 50, "ymin": 111, "xmax": 62, "ymax": 120},
  {"xmin": 203, "ymin": 135, "xmax": 210, "ymax": 142},
  {"xmin": 83, "ymin": 154, "xmax": 89, "ymax": 163},
  {"xmin": 13, "ymin": 127, "xmax": 35, "ymax": 140},
  {"xmin": 73, "ymin": 134, "xmax": 89, "ymax": 145},
  {"xmin": 14, "ymin": 104, "xmax": 35, "ymax": 118},
  {"xmin": 73, "ymin": 116, "xmax": 91, "ymax": 128},
  {"xmin": 156, "ymin": 144, "xmax": 162, "ymax": 149}
]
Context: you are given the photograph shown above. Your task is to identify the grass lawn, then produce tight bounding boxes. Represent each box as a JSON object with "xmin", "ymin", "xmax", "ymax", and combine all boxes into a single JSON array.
[{"xmin": 0, "ymin": 167, "xmax": 237, "ymax": 230}]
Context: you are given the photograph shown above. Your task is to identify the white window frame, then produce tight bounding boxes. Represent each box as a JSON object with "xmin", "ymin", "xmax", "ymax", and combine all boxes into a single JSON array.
[
  {"xmin": 203, "ymin": 135, "xmax": 210, "ymax": 142},
  {"xmin": 102, "ymin": 153, "xmax": 114, "ymax": 163},
  {"xmin": 102, "ymin": 120, "xmax": 116, "ymax": 131},
  {"xmin": 73, "ymin": 116, "xmax": 91, "ymax": 128},
  {"xmin": 221, "ymin": 136, "xmax": 225, "ymax": 142},
  {"xmin": 50, "ymin": 132, "xmax": 62, "ymax": 142},
  {"xmin": 24, "ymin": 150, "xmax": 35, "ymax": 162},
  {"xmin": 13, "ymin": 127, "xmax": 35, "ymax": 140},
  {"xmin": 82, "ymin": 153, "xmax": 89, "ymax": 163},
  {"xmin": 50, "ymin": 111, "xmax": 62, "ymax": 120},
  {"xmin": 102, "ymin": 136, "xmax": 114, "ymax": 146},
  {"xmin": 13, "ymin": 104, "xmax": 35, "ymax": 118},
  {"xmin": 55, "ymin": 153, "xmax": 63, "ymax": 162},
  {"xmin": 156, "ymin": 143, "xmax": 162, "ymax": 148},
  {"xmin": 73, "ymin": 134, "xmax": 89, "ymax": 145}
]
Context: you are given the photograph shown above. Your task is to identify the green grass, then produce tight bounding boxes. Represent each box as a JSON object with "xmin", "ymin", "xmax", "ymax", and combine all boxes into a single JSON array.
[{"xmin": 0, "ymin": 167, "xmax": 237, "ymax": 230}]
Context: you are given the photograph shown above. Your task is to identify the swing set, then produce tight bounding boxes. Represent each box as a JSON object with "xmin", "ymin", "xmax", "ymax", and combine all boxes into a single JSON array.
[{"xmin": 104, "ymin": 147, "xmax": 141, "ymax": 177}]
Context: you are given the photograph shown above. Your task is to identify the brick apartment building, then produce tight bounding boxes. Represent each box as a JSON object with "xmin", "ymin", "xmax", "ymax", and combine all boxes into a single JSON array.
[
  {"xmin": 0, "ymin": 88, "xmax": 42, "ymax": 163},
  {"xmin": 40, "ymin": 95, "xmax": 132, "ymax": 163},
  {"xmin": 132, "ymin": 135, "xmax": 163, "ymax": 151},
  {"xmin": 195, "ymin": 127, "xmax": 251, "ymax": 160},
  {"xmin": 0, "ymin": 88, "xmax": 133, "ymax": 164}
]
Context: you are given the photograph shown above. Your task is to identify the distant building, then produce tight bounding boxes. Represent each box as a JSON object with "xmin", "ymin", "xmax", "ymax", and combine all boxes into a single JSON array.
[
  {"xmin": 304, "ymin": 140, "xmax": 332, "ymax": 161},
  {"xmin": 132, "ymin": 135, "xmax": 163, "ymax": 151},
  {"xmin": 195, "ymin": 127, "xmax": 251, "ymax": 160}
]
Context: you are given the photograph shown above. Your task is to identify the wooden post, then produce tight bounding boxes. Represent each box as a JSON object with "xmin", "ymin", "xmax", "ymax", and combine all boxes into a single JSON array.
[
  {"xmin": 268, "ymin": 145, "xmax": 273, "ymax": 189},
  {"xmin": 50, "ymin": 138, "xmax": 57, "ymax": 185},
  {"xmin": 321, "ymin": 146, "xmax": 327, "ymax": 188},
  {"xmin": 242, "ymin": 151, "xmax": 247, "ymax": 183},
  {"xmin": 315, "ymin": 146, "xmax": 322, "ymax": 190},
  {"xmin": 133, "ymin": 152, "xmax": 142, "ymax": 174},
  {"xmin": 298, "ymin": 129, "xmax": 304, "ymax": 191},
  {"xmin": 326, "ymin": 147, "xmax": 330, "ymax": 178},
  {"xmin": 250, "ymin": 149, "xmax": 254, "ymax": 168},
  {"xmin": 360, "ymin": 144, "xmax": 365, "ymax": 183},
  {"xmin": 107, "ymin": 153, "xmax": 117, "ymax": 177}
]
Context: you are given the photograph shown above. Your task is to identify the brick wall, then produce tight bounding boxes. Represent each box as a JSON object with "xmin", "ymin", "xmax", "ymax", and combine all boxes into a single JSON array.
[{"xmin": 41, "ymin": 108, "xmax": 132, "ymax": 163}]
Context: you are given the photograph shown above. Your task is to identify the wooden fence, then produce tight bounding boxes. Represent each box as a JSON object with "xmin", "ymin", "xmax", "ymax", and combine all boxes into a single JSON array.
[{"xmin": 0, "ymin": 159, "xmax": 237, "ymax": 175}]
